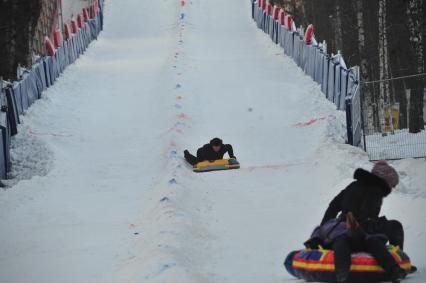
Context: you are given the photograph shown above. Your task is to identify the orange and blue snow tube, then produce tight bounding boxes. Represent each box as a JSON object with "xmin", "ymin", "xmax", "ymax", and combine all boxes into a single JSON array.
[{"xmin": 284, "ymin": 246, "xmax": 412, "ymax": 282}]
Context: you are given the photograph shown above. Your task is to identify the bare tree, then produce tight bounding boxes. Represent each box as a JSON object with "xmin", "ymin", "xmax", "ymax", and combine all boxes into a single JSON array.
[
  {"xmin": 333, "ymin": 1, "xmax": 343, "ymax": 52},
  {"xmin": 406, "ymin": 0, "xmax": 425, "ymax": 133},
  {"xmin": 355, "ymin": 0, "xmax": 375, "ymax": 132},
  {"xmin": 0, "ymin": 0, "xmax": 59, "ymax": 80},
  {"xmin": 378, "ymin": 0, "xmax": 391, "ymax": 132}
]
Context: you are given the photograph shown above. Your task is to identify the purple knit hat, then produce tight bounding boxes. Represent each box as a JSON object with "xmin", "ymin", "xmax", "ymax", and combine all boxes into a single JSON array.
[{"xmin": 371, "ymin": 160, "xmax": 399, "ymax": 188}]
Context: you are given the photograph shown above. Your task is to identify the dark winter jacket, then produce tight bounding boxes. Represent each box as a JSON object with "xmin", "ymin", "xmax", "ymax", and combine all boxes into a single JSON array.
[
  {"xmin": 321, "ymin": 168, "xmax": 392, "ymax": 229},
  {"xmin": 196, "ymin": 144, "xmax": 235, "ymax": 161}
]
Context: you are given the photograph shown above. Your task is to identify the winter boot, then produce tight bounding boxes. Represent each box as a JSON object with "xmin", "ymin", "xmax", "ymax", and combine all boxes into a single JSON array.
[
  {"xmin": 390, "ymin": 266, "xmax": 407, "ymax": 283},
  {"xmin": 183, "ymin": 150, "xmax": 197, "ymax": 166},
  {"xmin": 335, "ymin": 270, "xmax": 349, "ymax": 283},
  {"xmin": 409, "ymin": 265, "xmax": 417, "ymax": 274}
]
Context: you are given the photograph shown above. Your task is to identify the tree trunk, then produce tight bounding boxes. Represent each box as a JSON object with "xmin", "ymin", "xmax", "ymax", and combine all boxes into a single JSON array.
[
  {"xmin": 0, "ymin": 0, "xmax": 42, "ymax": 80},
  {"xmin": 333, "ymin": 1, "xmax": 343, "ymax": 52},
  {"xmin": 378, "ymin": 0, "xmax": 391, "ymax": 133},
  {"xmin": 407, "ymin": 0, "xmax": 425, "ymax": 133},
  {"xmin": 356, "ymin": 0, "xmax": 374, "ymax": 133}
]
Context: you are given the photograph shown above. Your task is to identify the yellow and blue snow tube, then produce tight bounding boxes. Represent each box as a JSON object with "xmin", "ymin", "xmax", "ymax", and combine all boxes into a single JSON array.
[
  {"xmin": 193, "ymin": 158, "xmax": 240, "ymax": 173},
  {"xmin": 284, "ymin": 246, "xmax": 412, "ymax": 282}
]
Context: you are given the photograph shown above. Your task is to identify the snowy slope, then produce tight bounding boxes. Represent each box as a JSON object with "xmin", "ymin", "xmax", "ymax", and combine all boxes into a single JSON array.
[{"xmin": 1, "ymin": 0, "xmax": 425, "ymax": 283}]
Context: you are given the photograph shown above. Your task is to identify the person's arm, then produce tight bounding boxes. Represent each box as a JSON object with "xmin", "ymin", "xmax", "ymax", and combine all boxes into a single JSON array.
[
  {"xmin": 196, "ymin": 147, "xmax": 206, "ymax": 161},
  {"xmin": 321, "ymin": 189, "xmax": 345, "ymax": 225},
  {"xmin": 225, "ymin": 144, "xmax": 235, "ymax": 159}
]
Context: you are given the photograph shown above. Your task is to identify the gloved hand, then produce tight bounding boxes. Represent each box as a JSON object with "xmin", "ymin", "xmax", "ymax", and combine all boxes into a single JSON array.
[
  {"xmin": 304, "ymin": 237, "xmax": 323, "ymax": 249},
  {"xmin": 346, "ymin": 212, "xmax": 359, "ymax": 230}
]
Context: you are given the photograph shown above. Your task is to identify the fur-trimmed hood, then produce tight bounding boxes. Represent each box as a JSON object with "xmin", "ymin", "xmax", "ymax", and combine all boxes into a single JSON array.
[{"xmin": 353, "ymin": 168, "xmax": 391, "ymax": 197}]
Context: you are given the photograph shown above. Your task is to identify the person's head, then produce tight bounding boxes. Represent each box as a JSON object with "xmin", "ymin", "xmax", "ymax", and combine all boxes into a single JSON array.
[
  {"xmin": 371, "ymin": 160, "xmax": 399, "ymax": 189},
  {"xmin": 210, "ymin": 138, "xmax": 223, "ymax": 152}
]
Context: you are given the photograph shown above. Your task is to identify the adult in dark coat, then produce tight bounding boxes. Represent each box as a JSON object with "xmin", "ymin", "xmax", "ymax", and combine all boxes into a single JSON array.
[
  {"xmin": 184, "ymin": 138, "xmax": 235, "ymax": 166},
  {"xmin": 311, "ymin": 161, "xmax": 411, "ymax": 283},
  {"xmin": 321, "ymin": 162, "xmax": 404, "ymax": 249}
]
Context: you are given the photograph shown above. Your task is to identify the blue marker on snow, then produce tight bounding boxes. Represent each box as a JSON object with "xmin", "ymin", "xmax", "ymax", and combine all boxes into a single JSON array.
[{"xmin": 160, "ymin": 197, "xmax": 170, "ymax": 202}]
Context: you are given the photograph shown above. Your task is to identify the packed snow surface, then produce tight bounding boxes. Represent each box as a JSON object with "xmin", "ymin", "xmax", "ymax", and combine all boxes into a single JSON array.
[
  {"xmin": 366, "ymin": 129, "xmax": 426, "ymax": 160},
  {"xmin": 1, "ymin": 0, "xmax": 425, "ymax": 282}
]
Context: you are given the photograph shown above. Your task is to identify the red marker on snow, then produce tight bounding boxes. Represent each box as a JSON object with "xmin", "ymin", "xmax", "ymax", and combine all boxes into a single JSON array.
[
  {"xmin": 279, "ymin": 9, "xmax": 285, "ymax": 25},
  {"xmin": 64, "ymin": 23, "xmax": 71, "ymax": 40},
  {"xmin": 304, "ymin": 24, "xmax": 314, "ymax": 44},
  {"xmin": 273, "ymin": 5, "xmax": 279, "ymax": 20},
  {"xmin": 83, "ymin": 8, "xmax": 89, "ymax": 22},
  {"xmin": 266, "ymin": 2, "xmax": 272, "ymax": 15},
  {"xmin": 285, "ymin": 15, "xmax": 293, "ymax": 31},
  {"xmin": 92, "ymin": 2, "xmax": 98, "ymax": 18},
  {"xmin": 71, "ymin": 17, "xmax": 78, "ymax": 33},
  {"xmin": 77, "ymin": 14, "xmax": 84, "ymax": 28},
  {"xmin": 53, "ymin": 29, "xmax": 62, "ymax": 48},
  {"xmin": 45, "ymin": 36, "xmax": 56, "ymax": 56}
]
